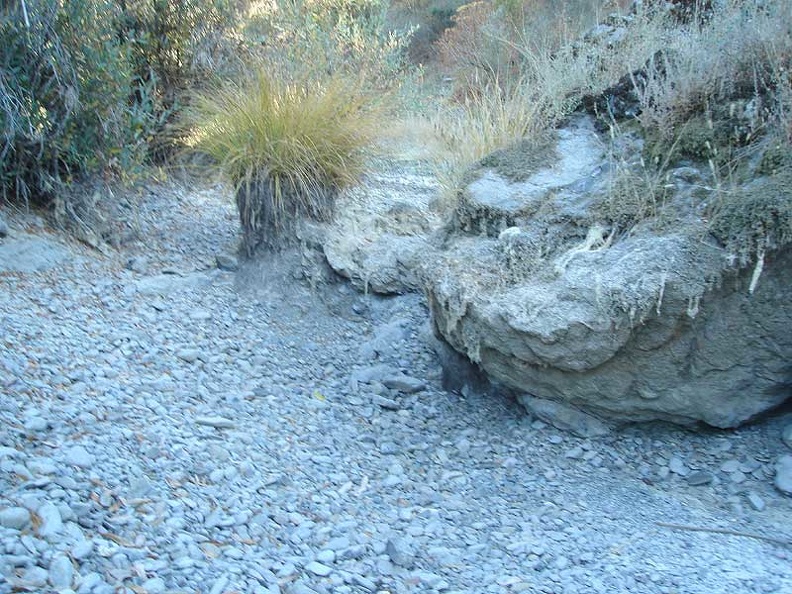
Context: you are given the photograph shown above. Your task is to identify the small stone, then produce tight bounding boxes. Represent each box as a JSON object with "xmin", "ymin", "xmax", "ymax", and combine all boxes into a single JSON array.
[
  {"xmin": 127, "ymin": 476, "xmax": 152, "ymax": 498},
  {"xmin": 142, "ymin": 577, "xmax": 167, "ymax": 594},
  {"xmin": 304, "ymin": 561, "xmax": 333, "ymax": 576},
  {"xmin": 64, "ymin": 445, "xmax": 94, "ymax": 468},
  {"xmin": 49, "ymin": 554, "xmax": 74, "ymax": 588},
  {"xmin": 216, "ymin": 253, "xmax": 239, "ymax": 272},
  {"xmin": 24, "ymin": 416, "xmax": 49, "ymax": 432},
  {"xmin": 316, "ymin": 550, "xmax": 336, "ymax": 563},
  {"xmin": 746, "ymin": 492, "xmax": 766, "ymax": 511},
  {"xmin": 350, "ymin": 575, "xmax": 377, "ymax": 591},
  {"xmin": 210, "ymin": 575, "xmax": 230, "ymax": 594},
  {"xmin": 668, "ymin": 456, "xmax": 688, "ymax": 476},
  {"xmin": 325, "ymin": 536, "xmax": 350, "ymax": 551},
  {"xmin": 124, "ymin": 257, "xmax": 148, "ymax": 274},
  {"xmin": 196, "ymin": 416, "xmax": 236, "ymax": 429},
  {"xmin": 177, "ymin": 348, "xmax": 201, "ymax": 363},
  {"xmin": 22, "ymin": 566, "xmax": 49, "ymax": 588},
  {"xmin": 37, "ymin": 502, "xmax": 64, "ymax": 538},
  {"xmin": 379, "ymin": 442, "xmax": 399, "ymax": 455},
  {"xmin": 385, "ymin": 538, "xmax": 414, "ymax": 568},
  {"xmin": 190, "ymin": 309, "xmax": 213, "ymax": 321},
  {"xmin": 565, "ymin": 446, "xmax": 584, "ymax": 459},
  {"xmin": 720, "ymin": 459, "xmax": 741, "ymax": 473},
  {"xmin": 72, "ymin": 540, "xmax": 94, "ymax": 560},
  {"xmin": 372, "ymin": 395, "xmax": 400, "ymax": 410},
  {"xmin": 382, "ymin": 474, "xmax": 402, "ymax": 487},
  {"xmin": 382, "ymin": 374, "xmax": 426, "ymax": 394},
  {"xmin": 687, "ymin": 471, "xmax": 714, "ymax": 486},
  {"xmin": 0, "ymin": 506, "xmax": 32, "ymax": 530},
  {"xmin": 774, "ymin": 455, "xmax": 792, "ymax": 496},
  {"xmin": 730, "ymin": 470, "xmax": 746, "ymax": 484},
  {"xmin": 782, "ymin": 424, "xmax": 792, "ymax": 450}
]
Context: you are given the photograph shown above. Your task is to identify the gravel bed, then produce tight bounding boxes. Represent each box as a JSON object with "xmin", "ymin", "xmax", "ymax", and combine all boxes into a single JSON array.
[{"xmin": 1, "ymin": 175, "xmax": 791, "ymax": 594}]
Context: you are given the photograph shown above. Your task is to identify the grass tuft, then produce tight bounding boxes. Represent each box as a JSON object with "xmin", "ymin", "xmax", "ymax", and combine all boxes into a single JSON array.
[{"xmin": 183, "ymin": 71, "xmax": 383, "ymax": 254}]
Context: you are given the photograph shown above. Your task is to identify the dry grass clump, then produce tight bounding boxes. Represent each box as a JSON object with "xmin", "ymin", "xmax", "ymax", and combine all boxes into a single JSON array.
[
  {"xmin": 436, "ymin": 0, "xmax": 628, "ymax": 96},
  {"xmin": 428, "ymin": 0, "xmax": 643, "ymax": 202},
  {"xmin": 183, "ymin": 72, "xmax": 382, "ymax": 254}
]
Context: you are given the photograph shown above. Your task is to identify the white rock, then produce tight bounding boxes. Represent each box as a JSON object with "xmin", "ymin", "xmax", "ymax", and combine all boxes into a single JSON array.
[
  {"xmin": 37, "ymin": 502, "xmax": 64, "ymax": 538},
  {"xmin": 209, "ymin": 575, "xmax": 230, "ymax": 594},
  {"xmin": 746, "ymin": 491, "xmax": 766, "ymax": 511},
  {"xmin": 774, "ymin": 455, "xmax": 792, "ymax": 496},
  {"xmin": 177, "ymin": 348, "xmax": 201, "ymax": 363},
  {"xmin": 142, "ymin": 577, "xmax": 167, "ymax": 594},
  {"xmin": 305, "ymin": 561, "xmax": 333, "ymax": 576},
  {"xmin": 196, "ymin": 416, "xmax": 236, "ymax": 429},
  {"xmin": 71, "ymin": 539, "xmax": 94, "ymax": 560},
  {"xmin": 0, "ymin": 506, "xmax": 31, "ymax": 530},
  {"xmin": 668, "ymin": 456, "xmax": 688, "ymax": 476},
  {"xmin": 49, "ymin": 554, "xmax": 74, "ymax": 588},
  {"xmin": 22, "ymin": 566, "xmax": 49, "ymax": 588},
  {"xmin": 64, "ymin": 445, "xmax": 94, "ymax": 468},
  {"xmin": 24, "ymin": 416, "xmax": 49, "ymax": 432}
]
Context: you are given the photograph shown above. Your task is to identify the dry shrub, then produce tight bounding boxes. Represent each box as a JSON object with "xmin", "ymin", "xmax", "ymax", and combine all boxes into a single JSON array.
[
  {"xmin": 244, "ymin": 0, "xmax": 411, "ymax": 89},
  {"xmin": 435, "ymin": 1, "xmax": 516, "ymax": 93},
  {"xmin": 436, "ymin": 0, "xmax": 626, "ymax": 96}
]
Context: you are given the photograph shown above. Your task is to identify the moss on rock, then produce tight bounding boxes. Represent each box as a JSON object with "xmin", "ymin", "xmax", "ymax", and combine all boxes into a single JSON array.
[{"xmin": 709, "ymin": 169, "xmax": 792, "ymax": 266}]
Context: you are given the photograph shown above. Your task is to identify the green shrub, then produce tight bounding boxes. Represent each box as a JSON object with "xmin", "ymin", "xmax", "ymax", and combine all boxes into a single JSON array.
[
  {"xmin": 0, "ymin": 0, "xmax": 133, "ymax": 205},
  {"xmin": 183, "ymin": 71, "xmax": 383, "ymax": 254},
  {"xmin": 116, "ymin": 0, "xmax": 248, "ymax": 158},
  {"xmin": 0, "ymin": 0, "xmax": 247, "ymax": 209}
]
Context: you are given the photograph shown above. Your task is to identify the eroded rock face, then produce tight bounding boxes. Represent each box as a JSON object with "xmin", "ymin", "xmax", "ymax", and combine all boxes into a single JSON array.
[
  {"xmin": 424, "ymin": 117, "xmax": 792, "ymax": 428},
  {"xmin": 427, "ymin": 245, "xmax": 792, "ymax": 427}
]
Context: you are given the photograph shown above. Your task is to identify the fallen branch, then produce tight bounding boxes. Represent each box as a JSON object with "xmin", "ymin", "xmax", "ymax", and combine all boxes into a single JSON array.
[{"xmin": 657, "ymin": 521, "xmax": 792, "ymax": 547}]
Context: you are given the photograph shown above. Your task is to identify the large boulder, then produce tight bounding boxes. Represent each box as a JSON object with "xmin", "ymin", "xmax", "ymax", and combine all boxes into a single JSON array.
[
  {"xmin": 423, "ymin": 116, "xmax": 792, "ymax": 428},
  {"xmin": 322, "ymin": 152, "xmax": 442, "ymax": 294},
  {"xmin": 426, "ymin": 237, "xmax": 791, "ymax": 427}
]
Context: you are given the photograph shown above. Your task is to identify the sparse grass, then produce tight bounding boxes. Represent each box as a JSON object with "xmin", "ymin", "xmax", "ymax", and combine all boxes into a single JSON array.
[
  {"xmin": 595, "ymin": 166, "xmax": 674, "ymax": 230},
  {"xmin": 428, "ymin": 80, "xmax": 550, "ymax": 202},
  {"xmin": 182, "ymin": 70, "xmax": 383, "ymax": 253},
  {"xmin": 629, "ymin": 1, "xmax": 792, "ymax": 196}
]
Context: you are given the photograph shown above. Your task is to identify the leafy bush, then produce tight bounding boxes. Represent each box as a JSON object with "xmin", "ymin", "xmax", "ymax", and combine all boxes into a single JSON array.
[
  {"xmin": 183, "ymin": 71, "xmax": 382, "ymax": 253},
  {"xmin": 245, "ymin": 0, "xmax": 411, "ymax": 88},
  {"xmin": 0, "ymin": 0, "xmax": 133, "ymax": 205},
  {"xmin": 0, "ymin": 0, "xmax": 247, "ymax": 210},
  {"xmin": 116, "ymin": 0, "xmax": 248, "ymax": 158}
]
